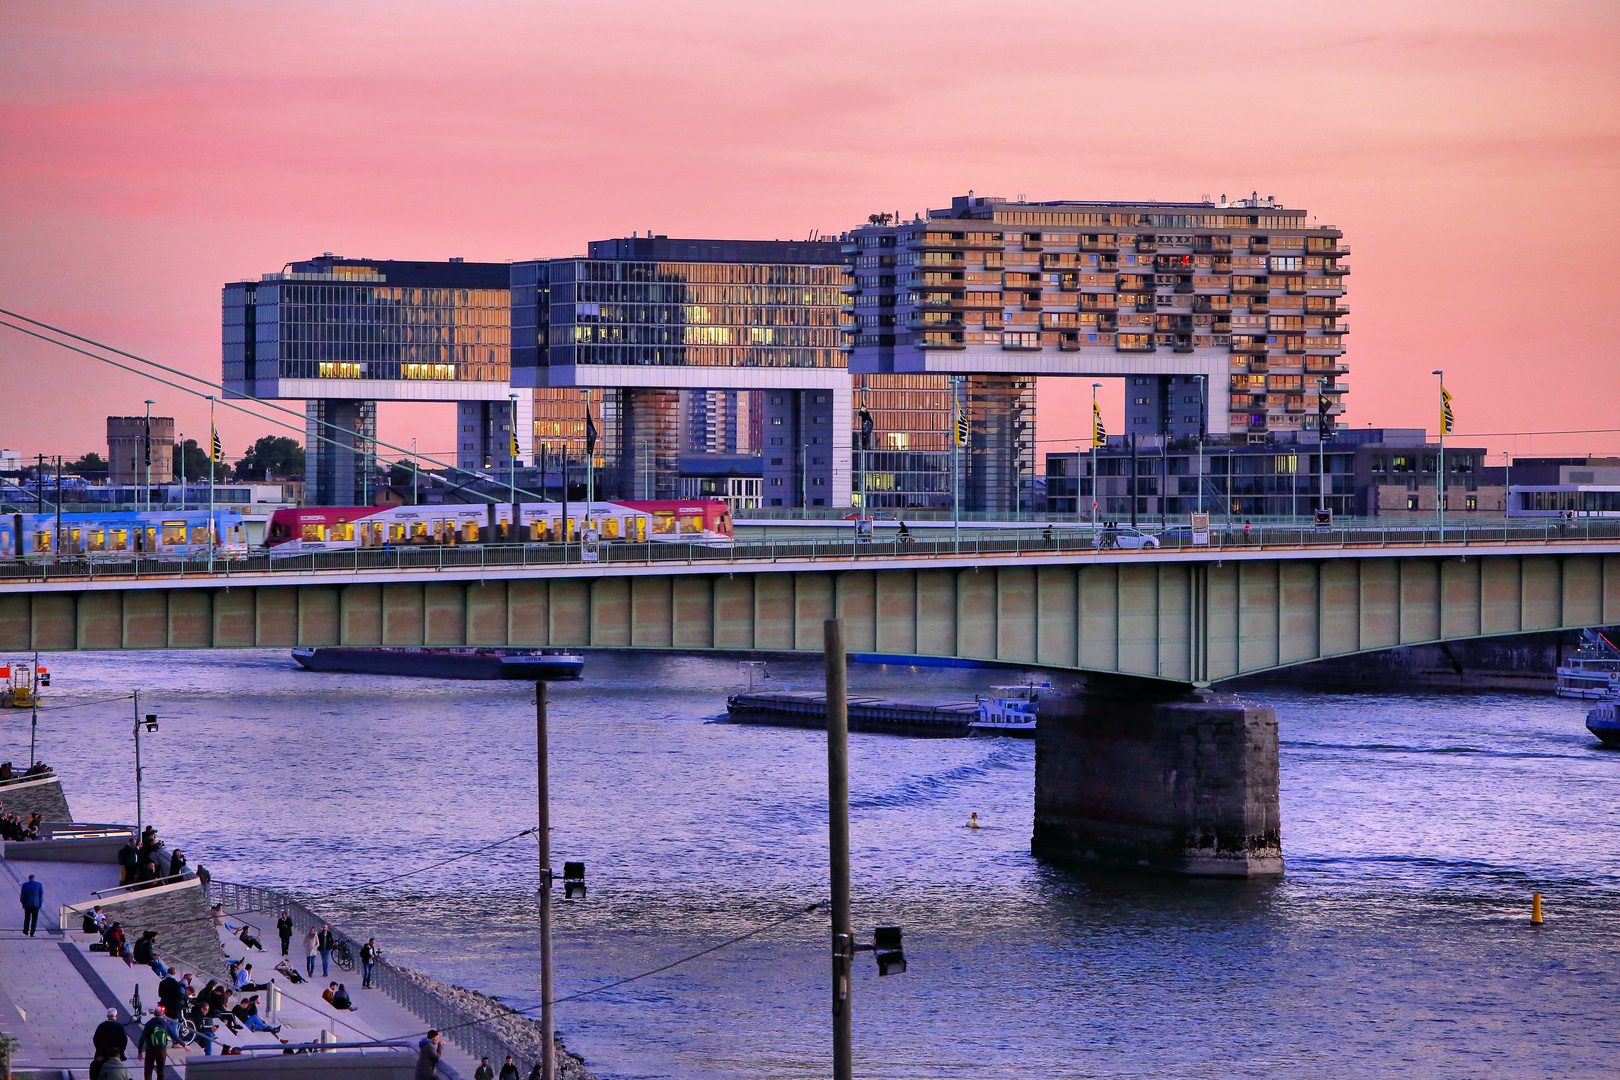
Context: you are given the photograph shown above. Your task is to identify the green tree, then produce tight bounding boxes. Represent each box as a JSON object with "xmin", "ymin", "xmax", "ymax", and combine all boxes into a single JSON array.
[
  {"xmin": 233, "ymin": 436, "xmax": 304, "ymax": 481},
  {"xmin": 173, "ymin": 439, "xmax": 229, "ymax": 482},
  {"xmin": 65, "ymin": 452, "xmax": 108, "ymax": 475}
]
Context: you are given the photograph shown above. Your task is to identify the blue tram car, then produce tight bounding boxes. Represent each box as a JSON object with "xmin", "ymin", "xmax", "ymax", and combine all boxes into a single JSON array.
[{"xmin": 2, "ymin": 509, "xmax": 250, "ymax": 561}]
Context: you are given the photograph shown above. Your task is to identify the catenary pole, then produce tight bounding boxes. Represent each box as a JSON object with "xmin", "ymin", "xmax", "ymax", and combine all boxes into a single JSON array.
[
  {"xmin": 208, "ymin": 397, "xmax": 216, "ymax": 572},
  {"xmin": 535, "ymin": 681, "xmax": 555, "ymax": 1080},
  {"xmin": 824, "ymin": 618, "xmax": 853, "ymax": 1080}
]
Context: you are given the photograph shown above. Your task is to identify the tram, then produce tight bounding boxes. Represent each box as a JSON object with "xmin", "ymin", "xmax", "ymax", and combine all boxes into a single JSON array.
[
  {"xmin": 263, "ymin": 499, "xmax": 733, "ymax": 554},
  {"xmin": 2, "ymin": 509, "xmax": 251, "ymax": 561}
]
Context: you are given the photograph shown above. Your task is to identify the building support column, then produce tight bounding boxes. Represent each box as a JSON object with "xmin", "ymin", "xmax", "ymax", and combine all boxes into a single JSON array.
[
  {"xmin": 1032, "ymin": 676, "xmax": 1282, "ymax": 876},
  {"xmin": 306, "ymin": 399, "xmax": 376, "ymax": 506}
]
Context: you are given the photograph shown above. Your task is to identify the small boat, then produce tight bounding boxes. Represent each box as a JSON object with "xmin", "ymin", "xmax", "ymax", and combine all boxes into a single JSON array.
[
  {"xmin": 1556, "ymin": 630, "xmax": 1620, "ymax": 698},
  {"xmin": 1586, "ymin": 675, "xmax": 1620, "ymax": 749},
  {"xmin": 968, "ymin": 682, "xmax": 1049, "ymax": 737},
  {"xmin": 291, "ymin": 647, "xmax": 583, "ymax": 681}
]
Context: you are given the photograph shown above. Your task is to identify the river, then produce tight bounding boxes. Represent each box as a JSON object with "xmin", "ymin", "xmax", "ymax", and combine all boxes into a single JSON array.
[{"xmin": 7, "ymin": 650, "xmax": 1618, "ymax": 1078}]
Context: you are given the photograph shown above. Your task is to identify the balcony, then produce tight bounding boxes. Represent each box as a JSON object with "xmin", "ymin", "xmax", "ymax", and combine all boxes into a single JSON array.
[
  {"xmin": 1058, "ymin": 336, "xmax": 1083, "ymax": 352},
  {"xmin": 1231, "ymin": 279, "xmax": 1270, "ymax": 294},
  {"xmin": 841, "ymin": 283, "xmax": 862, "ymax": 296},
  {"xmin": 1173, "ymin": 339, "xmax": 1195, "ymax": 354},
  {"xmin": 907, "ymin": 317, "xmax": 963, "ymax": 331},
  {"xmin": 840, "ymin": 241, "xmax": 859, "ymax": 254},
  {"xmin": 1116, "ymin": 338, "xmax": 1156, "ymax": 353},
  {"xmin": 1079, "ymin": 295, "xmax": 1117, "ymax": 311},
  {"xmin": 1134, "ymin": 297, "xmax": 1157, "ymax": 312},
  {"xmin": 1021, "ymin": 294, "xmax": 1044, "ymax": 311},
  {"xmin": 1320, "ymin": 262, "xmax": 1350, "ymax": 275},
  {"xmin": 1249, "ymin": 301, "xmax": 1270, "ymax": 315},
  {"xmin": 1194, "ymin": 239, "xmax": 1233, "ymax": 253},
  {"xmin": 1232, "ymin": 340, "xmax": 1268, "ymax": 355},
  {"xmin": 1136, "ymin": 239, "xmax": 1157, "ymax": 253},
  {"xmin": 917, "ymin": 334, "xmax": 966, "ymax": 350},
  {"xmin": 1250, "ymin": 242, "xmax": 1271, "ymax": 255},
  {"xmin": 1080, "ymin": 239, "xmax": 1119, "ymax": 253},
  {"xmin": 905, "ymin": 235, "xmax": 968, "ymax": 250},
  {"xmin": 1307, "ymin": 242, "xmax": 1351, "ymax": 257}
]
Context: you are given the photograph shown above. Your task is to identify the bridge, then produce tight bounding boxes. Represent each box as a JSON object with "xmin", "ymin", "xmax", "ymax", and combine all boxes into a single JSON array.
[{"xmin": 5, "ymin": 529, "xmax": 1616, "ymax": 879}]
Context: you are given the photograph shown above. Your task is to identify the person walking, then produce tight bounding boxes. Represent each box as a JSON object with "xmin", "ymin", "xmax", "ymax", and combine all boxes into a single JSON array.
[
  {"xmin": 415, "ymin": 1031, "xmax": 444, "ymax": 1080},
  {"xmin": 276, "ymin": 911, "xmax": 294, "ymax": 956},
  {"xmin": 93, "ymin": 1007, "xmax": 129, "ymax": 1065},
  {"xmin": 19, "ymin": 873, "xmax": 43, "ymax": 936},
  {"xmin": 498, "ymin": 1055, "xmax": 520, "ymax": 1080},
  {"xmin": 136, "ymin": 1005, "xmax": 177, "ymax": 1080},
  {"xmin": 359, "ymin": 937, "xmax": 378, "ymax": 989},
  {"xmin": 317, "ymin": 923, "xmax": 335, "ymax": 977},
  {"xmin": 474, "ymin": 1057, "xmax": 494, "ymax": 1080},
  {"xmin": 303, "ymin": 927, "xmax": 320, "ymax": 978}
]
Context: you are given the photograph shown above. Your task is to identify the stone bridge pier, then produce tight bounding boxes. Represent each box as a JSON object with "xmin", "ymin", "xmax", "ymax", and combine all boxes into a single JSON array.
[{"xmin": 1032, "ymin": 674, "xmax": 1282, "ymax": 877}]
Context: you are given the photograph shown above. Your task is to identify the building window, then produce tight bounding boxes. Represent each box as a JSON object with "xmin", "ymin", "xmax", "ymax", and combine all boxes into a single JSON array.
[
  {"xmin": 770, "ymin": 478, "xmax": 783, "ymax": 486},
  {"xmin": 1407, "ymin": 495, "xmax": 1419, "ymax": 510},
  {"xmin": 812, "ymin": 498, "xmax": 824, "ymax": 506},
  {"xmin": 770, "ymin": 498, "xmax": 783, "ymax": 506},
  {"xmin": 771, "ymin": 437, "xmax": 783, "ymax": 445},
  {"xmin": 1466, "ymin": 495, "xmax": 1477, "ymax": 511}
]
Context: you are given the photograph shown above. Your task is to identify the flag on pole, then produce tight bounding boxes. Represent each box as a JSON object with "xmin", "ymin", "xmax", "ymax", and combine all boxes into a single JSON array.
[
  {"xmin": 954, "ymin": 406, "xmax": 969, "ymax": 446},
  {"xmin": 1092, "ymin": 400, "xmax": 1107, "ymax": 448},
  {"xmin": 211, "ymin": 425, "xmax": 224, "ymax": 463},
  {"xmin": 510, "ymin": 429, "xmax": 520, "ymax": 457},
  {"xmin": 1440, "ymin": 385, "xmax": 1455, "ymax": 435}
]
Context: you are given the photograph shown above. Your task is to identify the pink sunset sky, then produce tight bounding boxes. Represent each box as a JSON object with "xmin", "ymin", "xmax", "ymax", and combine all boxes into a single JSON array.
[{"xmin": 2, "ymin": 0, "xmax": 1618, "ymax": 468}]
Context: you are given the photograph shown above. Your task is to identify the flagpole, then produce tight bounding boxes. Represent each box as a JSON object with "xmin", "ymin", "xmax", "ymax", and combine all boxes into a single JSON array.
[
  {"xmin": 1432, "ymin": 369, "xmax": 1445, "ymax": 540},
  {"xmin": 1091, "ymin": 383, "xmax": 1102, "ymax": 532},
  {"xmin": 207, "ymin": 396, "xmax": 216, "ymax": 572},
  {"xmin": 951, "ymin": 376, "xmax": 962, "ymax": 554}
]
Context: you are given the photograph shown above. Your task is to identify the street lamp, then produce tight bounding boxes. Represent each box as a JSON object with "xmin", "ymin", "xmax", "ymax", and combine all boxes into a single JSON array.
[
  {"xmin": 1090, "ymin": 382, "xmax": 1102, "ymax": 531},
  {"xmin": 509, "ymin": 392, "xmax": 519, "ymax": 535},
  {"xmin": 133, "ymin": 693, "xmax": 158, "ymax": 833},
  {"xmin": 142, "ymin": 399, "xmax": 155, "ymax": 514}
]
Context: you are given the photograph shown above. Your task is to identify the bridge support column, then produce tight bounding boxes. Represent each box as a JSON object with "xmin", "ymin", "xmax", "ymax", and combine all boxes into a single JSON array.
[{"xmin": 1032, "ymin": 679, "xmax": 1282, "ymax": 877}]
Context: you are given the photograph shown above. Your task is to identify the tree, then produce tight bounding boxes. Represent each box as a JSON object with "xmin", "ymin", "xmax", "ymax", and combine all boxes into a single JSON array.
[
  {"xmin": 233, "ymin": 436, "xmax": 304, "ymax": 481},
  {"xmin": 173, "ymin": 439, "xmax": 229, "ymax": 482},
  {"xmin": 65, "ymin": 452, "xmax": 107, "ymax": 475}
]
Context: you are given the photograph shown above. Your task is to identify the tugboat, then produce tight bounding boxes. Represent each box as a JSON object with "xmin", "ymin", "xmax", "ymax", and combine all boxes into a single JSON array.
[
  {"xmin": 968, "ymin": 682, "xmax": 1049, "ymax": 737},
  {"xmin": 1556, "ymin": 630, "xmax": 1620, "ymax": 698},
  {"xmin": 1586, "ymin": 674, "xmax": 1620, "ymax": 749},
  {"xmin": 292, "ymin": 647, "xmax": 583, "ymax": 681}
]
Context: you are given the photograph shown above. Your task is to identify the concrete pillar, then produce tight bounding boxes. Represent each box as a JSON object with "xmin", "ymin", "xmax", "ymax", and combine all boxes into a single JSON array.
[
  {"xmin": 306, "ymin": 399, "xmax": 377, "ymax": 506},
  {"xmin": 1032, "ymin": 677, "xmax": 1282, "ymax": 876}
]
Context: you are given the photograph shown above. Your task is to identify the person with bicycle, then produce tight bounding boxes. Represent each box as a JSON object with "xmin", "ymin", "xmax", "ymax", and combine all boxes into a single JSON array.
[{"xmin": 136, "ymin": 1005, "xmax": 178, "ymax": 1080}]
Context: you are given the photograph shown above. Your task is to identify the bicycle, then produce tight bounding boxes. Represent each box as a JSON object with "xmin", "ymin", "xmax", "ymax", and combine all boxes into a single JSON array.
[{"xmin": 332, "ymin": 940, "xmax": 355, "ymax": 972}]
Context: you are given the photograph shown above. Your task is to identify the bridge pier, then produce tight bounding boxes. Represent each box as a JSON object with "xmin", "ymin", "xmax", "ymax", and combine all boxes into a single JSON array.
[{"xmin": 1032, "ymin": 677, "xmax": 1282, "ymax": 877}]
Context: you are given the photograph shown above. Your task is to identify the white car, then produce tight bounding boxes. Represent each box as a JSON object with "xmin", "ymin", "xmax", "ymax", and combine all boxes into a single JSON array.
[{"xmin": 1099, "ymin": 527, "xmax": 1160, "ymax": 550}]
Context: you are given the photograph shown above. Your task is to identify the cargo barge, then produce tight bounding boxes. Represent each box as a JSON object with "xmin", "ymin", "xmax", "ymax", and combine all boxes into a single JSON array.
[
  {"xmin": 726, "ymin": 685, "xmax": 1044, "ymax": 738},
  {"xmin": 292, "ymin": 647, "xmax": 583, "ymax": 681}
]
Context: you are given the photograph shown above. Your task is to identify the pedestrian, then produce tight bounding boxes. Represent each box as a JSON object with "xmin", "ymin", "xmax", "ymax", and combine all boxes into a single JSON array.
[
  {"xmin": 277, "ymin": 911, "xmax": 294, "ymax": 957},
  {"xmin": 303, "ymin": 927, "xmax": 320, "ymax": 978},
  {"xmin": 19, "ymin": 873, "xmax": 43, "ymax": 936},
  {"xmin": 415, "ymin": 1031, "xmax": 444, "ymax": 1080},
  {"xmin": 97, "ymin": 1055, "xmax": 131, "ymax": 1080},
  {"xmin": 474, "ymin": 1056, "xmax": 494, "ymax": 1080},
  {"xmin": 359, "ymin": 937, "xmax": 378, "ymax": 989},
  {"xmin": 527, "ymin": 1062, "xmax": 542, "ymax": 1080},
  {"xmin": 190, "ymin": 1002, "xmax": 218, "ymax": 1057},
  {"xmin": 136, "ymin": 1004, "xmax": 177, "ymax": 1080},
  {"xmin": 166, "ymin": 849, "xmax": 187, "ymax": 879},
  {"xmin": 498, "ymin": 1055, "xmax": 520, "ymax": 1080},
  {"xmin": 93, "ymin": 1007, "xmax": 129, "ymax": 1064},
  {"xmin": 1043, "ymin": 523, "xmax": 1054, "ymax": 548},
  {"xmin": 1243, "ymin": 519, "xmax": 1252, "ymax": 542},
  {"xmin": 117, "ymin": 838, "xmax": 140, "ymax": 885},
  {"xmin": 317, "ymin": 923, "xmax": 336, "ymax": 977}
]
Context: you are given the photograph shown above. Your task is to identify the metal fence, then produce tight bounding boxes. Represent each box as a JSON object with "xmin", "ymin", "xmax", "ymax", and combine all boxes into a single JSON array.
[
  {"xmin": 206, "ymin": 880, "xmax": 532, "ymax": 1072},
  {"xmin": 4, "ymin": 517, "xmax": 1620, "ymax": 584}
]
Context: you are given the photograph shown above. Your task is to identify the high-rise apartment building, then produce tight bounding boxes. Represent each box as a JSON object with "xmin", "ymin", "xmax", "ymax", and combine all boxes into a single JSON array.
[{"xmin": 844, "ymin": 193, "xmax": 1348, "ymax": 444}]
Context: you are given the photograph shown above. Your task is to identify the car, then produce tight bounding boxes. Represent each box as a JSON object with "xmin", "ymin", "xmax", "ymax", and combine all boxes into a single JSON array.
[{"xmin": 1099, "ymin": 526, "xmax": 1160, "ymax": 550}]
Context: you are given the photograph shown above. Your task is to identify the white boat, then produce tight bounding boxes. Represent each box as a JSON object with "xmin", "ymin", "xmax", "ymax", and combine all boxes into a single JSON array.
[
  {"xmin": 1586, "ymin": 674, "xmax": 1620, "ymax": 748},
  {"xmin": 969, "ymin": 682, "xmax": 1050, "ymax": 737},
  {"xmin": 1556, "ymin": 630, "xmax": 1620, "ymax": 698}
]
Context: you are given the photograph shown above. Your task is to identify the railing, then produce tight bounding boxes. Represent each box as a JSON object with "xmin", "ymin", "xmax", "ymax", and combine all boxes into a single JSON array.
[
  {"xmin": 206, "ymin": 881, "xmax": 535, "ymax": 1071},
  {"xmin": 92, "ymin": 871, "xmax": 192, "ymax": 899},
  {"xmin": 0, "ymin": 767, "xmax": 58, "ymax": 788},
  {"xmin": 2, "ymin": 519, "xmax": 1619, "ymax": 585}
]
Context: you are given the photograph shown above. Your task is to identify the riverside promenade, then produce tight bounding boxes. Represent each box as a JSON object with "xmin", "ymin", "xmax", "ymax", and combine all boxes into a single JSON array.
[{"xmin": 0, "ymin": 776, "xmax": 590, "ymax": 1080}]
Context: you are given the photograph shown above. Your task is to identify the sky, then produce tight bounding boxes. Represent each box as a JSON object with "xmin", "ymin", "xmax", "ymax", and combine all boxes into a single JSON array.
[{"xmin": 2, "ymin": 0, "xmax": 1618, "ymax": 469}]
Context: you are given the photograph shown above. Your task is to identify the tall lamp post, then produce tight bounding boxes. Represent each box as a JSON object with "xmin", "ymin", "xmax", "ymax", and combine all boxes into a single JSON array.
[
  {"xmin": 1194, "ymin": 374, "xmax": 1206, "ymax": 516},
  {"xmin": 509, "ymin": 392, "xmax": 520, "ymax": 534},
  {"xmin": 142, "ymin": 399, "xmax": 155, "ymax": 514},
  {"xmin": 132, "ymin": 694, "xmax": 158, "ymax": 834},
  {"xmin": 951, "ymin": 376, "xmax": 965, "ymax": 551},
  {"xmin": 207, "ymin": 396, "xmax": 217, "ymax": 572}
]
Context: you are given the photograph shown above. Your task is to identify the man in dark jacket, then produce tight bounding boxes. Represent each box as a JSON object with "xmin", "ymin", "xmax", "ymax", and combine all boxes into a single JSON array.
[
  {"xmin": 93, "ymin": 1008, "xmax": 129, "ymax": 1063},
  {"xmin": 118, "ymin": 839, "xmax": 140, "ymax": 885},
  {"xmin": 19, "ymin": 874, "xmax": 43, "ymax": 936},
  {"xmin": 317, "ymin": 924, "xmax": 336, "ymax": 977},
  {"xmin": 474, "ymin": 1056, "xmax": 494, "ymax": 1080},
  {"xmin": 157, "ymin": 975, "xmax": 186, "ymax": 1022},
  {"xmin": 276, "ymin": 911, "xmax": 294, "ymax": 956},
  {"xmin": 498, "ymin": 1055, "xmax": 521, "ymax": 1080}
]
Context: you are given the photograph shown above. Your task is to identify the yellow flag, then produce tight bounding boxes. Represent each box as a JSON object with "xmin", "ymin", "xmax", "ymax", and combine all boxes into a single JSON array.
[
  {"xmin": 1092, "ymin": 400, "xmax": 1107, "ymax": 448},
  {"xmin": 1440, "ymin": 386, "xmax": 1454, "ymax": 436}
]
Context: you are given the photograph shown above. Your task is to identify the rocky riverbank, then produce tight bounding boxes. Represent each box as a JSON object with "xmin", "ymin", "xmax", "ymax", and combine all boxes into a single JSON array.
[{"xmin": 391, "ymin": 965, "xmax": 595, "ymax": 1080}]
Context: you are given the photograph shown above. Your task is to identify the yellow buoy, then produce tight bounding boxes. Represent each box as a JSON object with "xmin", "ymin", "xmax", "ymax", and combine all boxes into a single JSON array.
[
  {"xmin": 965, "ymin": 812, "xmax": 981, "ymax": 829},
  {"xmin": 1531, "ymin": 893, "xmax": 1543, "ymax": 925}
]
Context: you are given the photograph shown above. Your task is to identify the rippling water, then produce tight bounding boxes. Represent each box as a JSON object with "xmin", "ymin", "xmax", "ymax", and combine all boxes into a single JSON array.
[{"xmin": 7, "ymin": 650, "xmax": 1619, "ymax": 1078}]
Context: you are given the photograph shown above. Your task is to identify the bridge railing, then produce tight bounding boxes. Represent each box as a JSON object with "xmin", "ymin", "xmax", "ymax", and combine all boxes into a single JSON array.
[{"xmin": 3, "ymin": 518, "xmax": 1619, "ymax": 583}]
